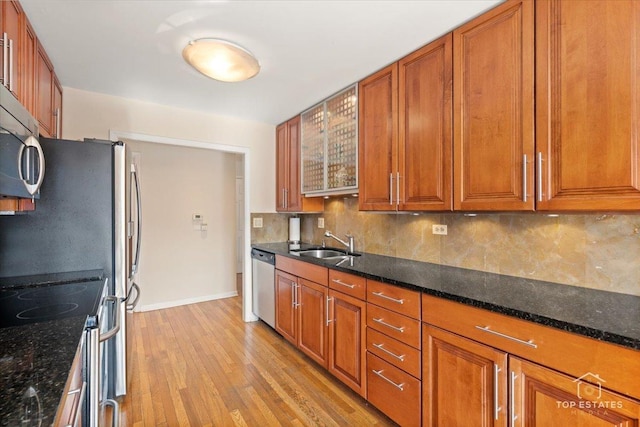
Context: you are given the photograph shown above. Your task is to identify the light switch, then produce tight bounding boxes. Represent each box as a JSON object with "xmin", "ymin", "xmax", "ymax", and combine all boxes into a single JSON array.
[{"xmin": 253, "ymin": 217, "xmax": 263, "ymax": 228}]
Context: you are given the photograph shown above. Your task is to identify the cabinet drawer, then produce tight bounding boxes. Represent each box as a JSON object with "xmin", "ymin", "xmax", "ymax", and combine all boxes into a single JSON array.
[
  {"xmin": 422, "ymin": 294, "xmax": 640, "ymax": 400},
  {"xmin": 329, "ymin": 270, "xmax": 366, "ymax": 300},
  {"xmin": 367, "ymin": 328, "xmax": 421, "ymax": 379},
  {"xmin": 367, "ymin": 280, "xmax": 420, "ymax": 319},
  {"xmin": 367, "ymin": 304, "xmax": 421, "ymax": 349},
  {"xmin": 367, "ymin": 353, "xmax": 421, "ymax": 427},
  {"xmin": 276, "ymin": 255, "xmax": 328, "ymax": 286}
]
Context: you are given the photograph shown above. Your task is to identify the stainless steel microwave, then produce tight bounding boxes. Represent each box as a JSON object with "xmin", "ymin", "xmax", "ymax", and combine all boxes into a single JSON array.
[{"xmin": 0, "ymin": 83, "xmax": 44, "ymax": 199}]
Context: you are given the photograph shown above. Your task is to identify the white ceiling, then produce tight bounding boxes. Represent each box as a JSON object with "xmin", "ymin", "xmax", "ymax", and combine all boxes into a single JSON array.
[{"xmin": 21, "ymin": 0, "xmax": 501, "ymax": 125}]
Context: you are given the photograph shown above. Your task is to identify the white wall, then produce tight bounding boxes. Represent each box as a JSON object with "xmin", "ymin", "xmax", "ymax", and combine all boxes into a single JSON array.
[
  {"xmin": 60, "ymin": 87, "xmax": 273, "ymax": 314},
  {"xmin": 127, "ymin": 140, "xmax": 237, "ymax": 309},
  {"xmin": 61, "ymin": 87, "xmax": 276, "ymax": 213}
]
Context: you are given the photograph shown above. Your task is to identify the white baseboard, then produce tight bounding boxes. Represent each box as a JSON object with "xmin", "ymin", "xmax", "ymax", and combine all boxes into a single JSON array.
[{"xmin": 136, "ymin": 291, "xmax": 239, "ymax": 312}]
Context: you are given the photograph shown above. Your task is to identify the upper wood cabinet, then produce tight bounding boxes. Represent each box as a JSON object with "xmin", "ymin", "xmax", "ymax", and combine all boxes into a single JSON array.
[
  {"xmin": 453, "ymin": 0, "xmax": 535, "ymax": 211},
  {"xmin": 359, "ymin": 33, "xmax": 453, "ymax": 211},
  {"xmin": 0, "ymin": 0, "xmax": 62, "ymax": 140},
  {"xmin": 535, "ymin": 0, "xmax": 640, "ymax": 211},
  {"xmin": 275, "ymin": 116, "xmax": 323, "ymax": 213},
  {"xmin": 0, "ymin": 1, "xmax": 23, "ymax": 99},
  {"xmin": 53, "ymin": 75, "xmax": 62, "ymax": 138},
  {"xmin": 358, "ymin": 63, "xmax": 397, "ymax": 211},
  {"xmin": 36, "ymin": 39, "xmax": 54, "ymax": 137}
]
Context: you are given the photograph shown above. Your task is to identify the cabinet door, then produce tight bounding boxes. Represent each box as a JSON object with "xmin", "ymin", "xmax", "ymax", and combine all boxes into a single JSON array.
[
  {"xmin": 20, "ymin": 17, "xmax": 36, "ymax": 114},
  {"xmin": 328, "ymin": 290, "xmax": 366, "ymax": 397},
  {"xmin": 275, "ymin": 122, "xmax": 289, "ymax": 211},
  {"xmin": 274, "ymin": 269, "xmax": 297, "ymax": 346},
  {"xmin": 53, "ymin": 76, "xmax": 62, "ymax": 138},
  {"xmin": 297, "ymin": 278, "xmax": 328, "ymax": 368},
  {"xmin": 1, "ymin": 1, "xmax": 22, "ymax": 97},
  {"xmin": 275, "ymin": 117, "xmax": 323, "ymax": 213},
  {"xmin": 285, "ymin": 116, "xmax": 302, "ymax": 212},
  {"xmin": 358, "ymin": 63, "xmax": 398, "ymax": 211},
  {"xmin": 36, "ymin": 40, "xmax": 54, "ymax": 137},
  {"xmin": 511, "ymin": 357, "xmax": 640, "ymax": 427},
  {"xmin": 536, "ymin": 0, "xmax": 640, "ymax": 211},
  {"xmin": 398, "ymin": 33, "xmax": 453, "ymax": 211},
  {"xmin": 453, "ymin": 0, "xmax": 534, "ymax": 211},
  {"xmin": 423, "ymin": 325, "xmax": 508, "ymax": 427}
]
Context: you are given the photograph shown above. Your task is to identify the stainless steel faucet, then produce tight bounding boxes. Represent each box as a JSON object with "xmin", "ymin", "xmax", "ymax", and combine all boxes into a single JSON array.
[{"xmin": 324, "ymin": 231, "xmax": 355, "ymax": 253}]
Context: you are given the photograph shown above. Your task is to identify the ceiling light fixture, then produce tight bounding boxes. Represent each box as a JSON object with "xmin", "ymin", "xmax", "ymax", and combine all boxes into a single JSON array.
[{"xmin": 182, "ymin": 38, "xmax": 260, "ymax": 83}]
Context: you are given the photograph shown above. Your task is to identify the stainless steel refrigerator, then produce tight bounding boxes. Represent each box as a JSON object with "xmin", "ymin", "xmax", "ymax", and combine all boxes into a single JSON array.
[{"xmin": 0, "ymin": 137, "xmax": 142, "ymax": 411}]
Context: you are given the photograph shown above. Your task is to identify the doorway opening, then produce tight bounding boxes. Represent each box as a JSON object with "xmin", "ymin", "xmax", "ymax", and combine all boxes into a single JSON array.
[{"xmin": 109, "ymin": 130, "xmax": 256, "ymax": 323}]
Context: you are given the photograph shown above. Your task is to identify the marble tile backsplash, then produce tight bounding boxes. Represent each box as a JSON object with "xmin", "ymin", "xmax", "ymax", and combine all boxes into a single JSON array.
[{"xmin": 252, "ymin": 200, "xmax": 640, "ymax": 296}]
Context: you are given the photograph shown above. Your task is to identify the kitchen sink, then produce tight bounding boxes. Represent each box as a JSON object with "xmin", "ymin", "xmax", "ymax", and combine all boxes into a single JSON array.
[
  {"xmin": 298, "ymin": 249, "xmax": 348, "ymax": 259},
  {"xmin": 291, "ymin": 248, "xmax": 361, "ymax": 260}
]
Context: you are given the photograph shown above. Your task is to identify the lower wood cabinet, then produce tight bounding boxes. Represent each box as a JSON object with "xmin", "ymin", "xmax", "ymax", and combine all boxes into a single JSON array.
[
  {"xmin": 422, "ymin": 294, "xmax": 640, "ymax": 427},
  {"xmin": 511, "ymin": 357, "xmax": 640, "ymax": 427},
  {"xmin": 423, "ymin": 324, "xmax": 508, "ymax": 427},
  {"xmin": 328, "ymin": 289, "xmax": 366, "ymax": 397},
  {"xmin": 274, "ymin": 269, "xmax": 328, "ymax": 367}
]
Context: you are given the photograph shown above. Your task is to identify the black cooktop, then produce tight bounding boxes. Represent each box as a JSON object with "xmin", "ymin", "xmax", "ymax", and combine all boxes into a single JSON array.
[{"xmin": 0, "ymin": 270, "xmax": 105, "ymax": 328}]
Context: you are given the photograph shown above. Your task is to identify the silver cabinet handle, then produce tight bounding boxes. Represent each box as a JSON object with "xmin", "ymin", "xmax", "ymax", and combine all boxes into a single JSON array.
[
  {"xmin": 372, "ymin": 369, "xmax": 404, "ymax": 391},
  {"xmin": 494, "ymin": 364, "xmax": 501, "ymax": 421},
  {"xmin": 2, "ymin": 33, "xmax": 7, "ymax": 87},
  {"xmin": 284, "ymin": 188, "xmax": 288, "ymax": 209},
  {"xmin": 326, "ymin": 296, "xmax": 332, "ymax": 326},
  {"xmin": 100, "ymin": 295, "xmax": 121, "ymax": 342},
  {"xmin": 522, "ymin": 154, "xmax": 528, "ymax": 202},
  {"xmin": 291, "ymin": 281, "xmax": 296, "ymax": 308},
  {"xmin": 8, "ymin": 38, "xmax": 13, "ymax": 92},
  {"xmin": 373, "ymin": 343, "xmax": 405, "ymax": 361},
  {"xmin": 537, "ymin": 152, "xmax": 543, "ymax": 202},
  {"xmin": 475, "ymin": 325, "xmax": 537, "ymax": 348},
  {"xmin": 396, "ymin": 172, "xmax": 400, "ymax": 206},
  {"xmin": 389, "ymin": 173, "xmax": 394, "ymax": 205},
  {"xmin": 332, "ymin": 278, "xmax": 355, "ymax": 289},
  {"xmin": 371, "ymin": 291, "xmax": 404, "ymax": 304},
  {"xmin": 281, "ymin": 188, "xmax": 286, "ymax": 209},
  {"xmin": 373, "ymin": 317, "xmax": 405, "ymax": 333},
  {"xmin": 511, "ymin": 371, "xmax": 518, "ymax": 423}
]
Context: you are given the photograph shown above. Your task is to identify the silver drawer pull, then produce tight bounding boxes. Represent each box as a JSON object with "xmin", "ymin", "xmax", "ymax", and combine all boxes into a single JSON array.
[
  {"xmin": 475, "ymin": 325, "xmax": 537, "ymax": 349},
  {"xmin": 332, "ymin": 278, "xmax": 355, "ymax": 289},
  {"xmin": 372, "ymin": 369, "xmax": 405, "ymax": 391},
  {"xmin": 373, "ymin": 343, "xmax": 405, "ymax": 361},
  {"xmin": 373, "ymin": 317, "xmax": 405, "ymax": 333},
  {"xmin": 372, "ymin": 291, "xmax": 404, "ymax": 304}
]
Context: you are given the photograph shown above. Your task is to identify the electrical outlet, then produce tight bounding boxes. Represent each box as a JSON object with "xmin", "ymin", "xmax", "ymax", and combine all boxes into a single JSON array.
[
  {"xmin": 253, "ymin": 217, "xmax": 263, "ymax": 228},
  {"xmin": 318, "ymin": 218, "xmax": 325, "ymax": 229},
  {"xmin": 432, "ymin": 224, "xmax": 448, "ymax": 235}
]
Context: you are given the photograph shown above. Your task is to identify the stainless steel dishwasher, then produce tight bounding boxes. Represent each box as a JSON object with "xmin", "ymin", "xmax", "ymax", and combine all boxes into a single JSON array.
[{"xmin": 251, "ymin": 248, "xmax": 276, "ymax": 328}]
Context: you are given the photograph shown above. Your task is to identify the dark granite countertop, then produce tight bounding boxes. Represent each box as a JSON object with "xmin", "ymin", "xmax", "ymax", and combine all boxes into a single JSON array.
[
  {"xmin": 253, "ymin": 242, "xmax": 640, "ymax": 351},
  {"xmin": 0, "ymin": 271, "xmax": 105, "ymax": 426},
  {"xmin": 0, "ymin": 316, "xmax": 87, "ymax": 427}
]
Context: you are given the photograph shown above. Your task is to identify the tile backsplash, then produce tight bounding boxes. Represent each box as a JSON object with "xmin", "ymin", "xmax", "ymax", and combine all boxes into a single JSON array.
[{"xmin": 252, "ymin": 199, "xmax": 640, "ymax": 296}]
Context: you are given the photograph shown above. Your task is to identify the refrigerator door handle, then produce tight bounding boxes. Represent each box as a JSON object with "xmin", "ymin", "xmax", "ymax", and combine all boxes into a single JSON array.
[
  {"xmin": 131, "ymin": 165, "xmax": 142, "ymax": 275},
  {"xmin": 124, "ymin": 282, "xmax": 141, "ymax": 312}
]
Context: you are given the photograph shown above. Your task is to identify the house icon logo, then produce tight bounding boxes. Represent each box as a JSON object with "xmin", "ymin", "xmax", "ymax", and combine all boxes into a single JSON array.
[{"xmin": 573, "ymin": 372, "xmax": 605, "ymax": 400}]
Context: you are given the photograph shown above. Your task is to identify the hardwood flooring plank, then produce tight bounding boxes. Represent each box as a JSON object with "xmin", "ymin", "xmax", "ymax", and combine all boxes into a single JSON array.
[{"xmin": 118, "ymin": 296, "xmax": 396, "ymax": 426}]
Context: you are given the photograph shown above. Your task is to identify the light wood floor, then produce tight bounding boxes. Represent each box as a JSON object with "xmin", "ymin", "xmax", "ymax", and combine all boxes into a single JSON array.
[{"xmin": 118, "ymin": 296, "xmax": 396, "ymax": 426}]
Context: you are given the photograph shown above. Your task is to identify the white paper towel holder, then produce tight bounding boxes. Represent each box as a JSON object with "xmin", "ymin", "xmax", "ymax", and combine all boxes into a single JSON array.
[{"xmin": 289, "ymin": 217, "xmax": 301, "ymax": 244}]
